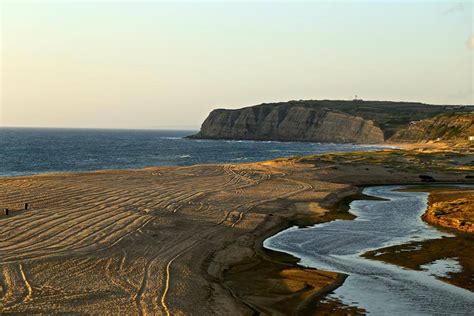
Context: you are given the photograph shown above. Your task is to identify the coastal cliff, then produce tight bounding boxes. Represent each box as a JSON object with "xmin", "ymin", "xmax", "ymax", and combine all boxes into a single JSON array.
[
  {"xmin": 191, "ymin": 105, "xmax": 384, "ymax": 144},
  {"xmin": 389, "ymin": 113, "xmax": 474, "ymax": 143},
  {"xmin": 190, "ymin": 100, "xmax": 471, "ymax": 144}
]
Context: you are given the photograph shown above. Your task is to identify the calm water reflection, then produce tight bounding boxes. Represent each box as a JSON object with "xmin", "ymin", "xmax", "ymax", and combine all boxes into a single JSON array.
[{"xmin": 265, "ymin": 185, "xmax": 474, "ymax": 315}]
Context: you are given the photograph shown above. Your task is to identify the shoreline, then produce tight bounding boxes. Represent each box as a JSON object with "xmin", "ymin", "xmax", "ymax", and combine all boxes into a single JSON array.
[
  {"xmin": 1, "ymin": 147, "xmax": 472, "ymax": 314},
  {"xmin": 218, "ymin": 182, "xmax": 472, "ymax": 314},
  {"xmin": 209, "ymin": 147, "xmax": 473, "ymax": 313},
  {"xmin": 396, "ymin": 185, "xmax": 474, "ymax": 234},
  {"xmin": 363, "ymin": 187, "xmax": 474, "ymax": 292},
  {"xmin": 0, "ymin": 143, "xmax": 394, "ymax": 179},
  {"xmin": 422, "ymin": 188, "xmax": 474, "ymax": 234},
  {"xmin": 243, "ymin": 187, "xmax": 364, "ymax": 314},
  {"xmin": 264, "ymin": 184, "xmax": 474, "ymax": 314},
  {"xmin": 218, "ymin": 209, "xmax": 349, "ymax": 314}
]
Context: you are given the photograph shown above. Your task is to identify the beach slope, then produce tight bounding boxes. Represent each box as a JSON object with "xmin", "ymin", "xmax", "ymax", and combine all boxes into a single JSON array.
[{"xmin": 0, "ymin": 148, "xmax": 472, "ymax": 314}]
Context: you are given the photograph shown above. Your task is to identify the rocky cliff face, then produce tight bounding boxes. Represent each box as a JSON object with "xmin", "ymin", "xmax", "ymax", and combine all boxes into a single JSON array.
[
  {"xmin": 191, "ymin": 105, "xmax": 385, "ymax": 144},
  {"xmin": 389, "ymin": 113, "xmax": 474, "ymax": 143},
  {"xmin": 192, "ymin": 99, "xmax": 471, "ymax": 139}
]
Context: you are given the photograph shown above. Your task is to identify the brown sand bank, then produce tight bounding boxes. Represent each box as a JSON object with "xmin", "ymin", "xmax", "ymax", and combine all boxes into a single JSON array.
[
  {"xmin": 0, "ymin": 148, "xmax": 472, "ymax": 314},
  {"xmin": 364, "ymin": 187, "xmax": 474, "ymax": 291},
  {"xmin": 423, "ymin": 188, "xmax": 474, "ymax": 234},
  {"xmin": 363, "ymin": 235, "xmax": 474, "ymax": 292}
]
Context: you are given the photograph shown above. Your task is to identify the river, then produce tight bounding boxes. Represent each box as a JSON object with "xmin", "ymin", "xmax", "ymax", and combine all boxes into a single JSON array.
[{"xmin": 264, "ymin": 185, "xmax": 474, "ymax": 315}]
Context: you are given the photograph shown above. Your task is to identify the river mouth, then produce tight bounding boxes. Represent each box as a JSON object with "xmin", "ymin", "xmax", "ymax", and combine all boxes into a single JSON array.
[{"xmin": 264, "ymin": 185, "xmax": 474, "ymax": 315}]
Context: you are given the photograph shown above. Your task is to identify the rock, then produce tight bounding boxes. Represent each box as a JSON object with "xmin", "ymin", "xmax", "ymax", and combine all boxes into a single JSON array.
[
  {"xmin": 389, "ymin": 113, "xmax": 474, "ymax": 143},
  {"xmin": 419, "ymin": 175, "xmax": 436, "ymax": 182},
  {"xmin": 190, "ymin": 105, "xmax": 384, "ymax": 144},
  {"xmin": 189, "ymin": 99, "xmax": 471, "ymax": 142}
]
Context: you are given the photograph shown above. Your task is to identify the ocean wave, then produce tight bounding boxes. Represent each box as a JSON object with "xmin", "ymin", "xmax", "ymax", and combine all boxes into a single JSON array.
[
  {"xmin": 0, "ymin": 129, "xmax": 385, "ymax": 176},
  {"xmin": 231, "ymin": 157, "xmax": 248, "ymax": 161}
]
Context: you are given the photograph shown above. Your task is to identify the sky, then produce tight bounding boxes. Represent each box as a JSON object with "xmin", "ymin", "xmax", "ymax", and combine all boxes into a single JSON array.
[{"xmin": 1, "ymin": 0, "xmax": 473, "ymax": 129}]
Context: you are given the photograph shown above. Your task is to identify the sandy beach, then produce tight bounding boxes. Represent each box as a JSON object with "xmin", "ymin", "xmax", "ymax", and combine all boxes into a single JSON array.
[
  {"xmin": 3, "ymin": 1, "xmax": 473, "ymax": 313},
  {"xmin": 1, "ymin": 148, "xmax": 472, "ymax": 314}
]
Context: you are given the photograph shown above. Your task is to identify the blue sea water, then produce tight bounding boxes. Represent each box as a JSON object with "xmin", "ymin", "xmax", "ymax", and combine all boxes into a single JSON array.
[{"xmin": 0, "ymin": 128, "xmax": 386, "ymax": 177}]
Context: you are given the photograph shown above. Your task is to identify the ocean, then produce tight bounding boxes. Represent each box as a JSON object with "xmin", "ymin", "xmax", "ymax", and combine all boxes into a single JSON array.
[{"xmin": 0, "ymin": 128, "xmax": 386, "ymax": 177}]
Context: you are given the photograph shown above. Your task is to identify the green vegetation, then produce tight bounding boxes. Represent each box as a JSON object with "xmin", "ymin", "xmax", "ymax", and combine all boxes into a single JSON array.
[
  {"xmin": 390, "ymin": 112, "xmax": 474, "ymax": 142},
  {"xmin": 293, "ymin": 150, "xmax": 473, "ymax": 173}
]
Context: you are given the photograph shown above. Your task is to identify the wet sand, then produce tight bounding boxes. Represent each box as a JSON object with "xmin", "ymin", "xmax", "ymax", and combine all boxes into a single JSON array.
[
  {"xmin": 264, "ymin": 185, "xmax": 474, "ymax": 314},
  {"xmin": 0, "ymin": 148, "xmax": 472, "ymax": 314},
  {"xmin": 364, "ymin": 186, "xmax": 474, "ymax": 292}
]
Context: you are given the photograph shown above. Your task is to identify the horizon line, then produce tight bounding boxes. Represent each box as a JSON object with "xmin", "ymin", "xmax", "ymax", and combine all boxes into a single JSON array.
[{"xmin": 0, "ymin": 126, "xmax": 200, "ymax": 131}]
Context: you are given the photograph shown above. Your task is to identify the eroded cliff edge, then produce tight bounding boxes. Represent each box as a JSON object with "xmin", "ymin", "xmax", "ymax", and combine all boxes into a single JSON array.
[
  {"xmin": 389, "ymin": 113, "xmax": 474, "ymax": 143},
  {"xmin": 190, "ymin": 105, "xmax": 384, "ymax": 144},
  {"xmin": 189, "ymin": 100, "xmax": 471, "ymax": 144}
]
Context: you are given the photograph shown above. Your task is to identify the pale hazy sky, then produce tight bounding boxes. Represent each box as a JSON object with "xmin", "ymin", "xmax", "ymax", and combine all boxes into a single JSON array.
[{"xmin": 1, "ymin": 0, "xmax": 473, "ymax": 129}]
